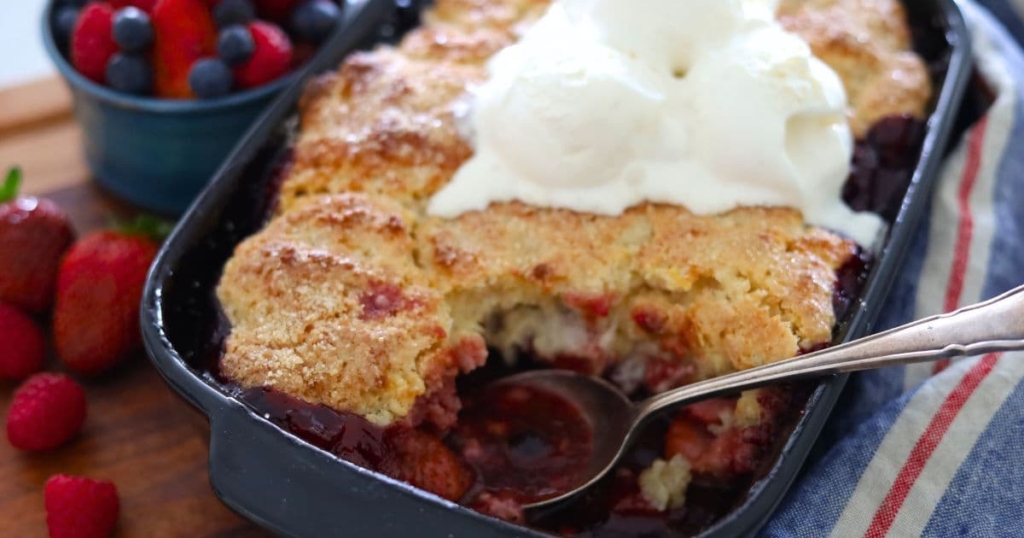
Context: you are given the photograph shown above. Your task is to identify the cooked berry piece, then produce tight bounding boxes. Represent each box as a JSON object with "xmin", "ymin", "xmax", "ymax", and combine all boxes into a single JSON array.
[
  {"xmin": 188, "ymin": 58, "xmax": 234, "ymax": 98},
  {"xmin": 112, "ymin": 7, "xmax": 153, "ymax": 52},
  {"xmin": 214, "ymin": 0, "xmax": 256, "ymax": 27},
  {"xmin": 53, "ymin": 7, "xmax": 80, "ymax": 46},
  {"xmin": 290, "ymin": 0, "xmax": 340, "ymax": 44},
  {"xmin": 217, "ymin": 24, "xmax": 255, "ymax": 66},
  {"xmin": 105, "ymin": 53, "xmax": 153, "ymax": 94}
]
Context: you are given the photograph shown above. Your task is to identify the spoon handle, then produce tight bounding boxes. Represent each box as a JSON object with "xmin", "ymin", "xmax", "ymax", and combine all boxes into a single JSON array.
[{"xmin": 636, "ymin": 283, "xmax": 1024, "ymax": 420}]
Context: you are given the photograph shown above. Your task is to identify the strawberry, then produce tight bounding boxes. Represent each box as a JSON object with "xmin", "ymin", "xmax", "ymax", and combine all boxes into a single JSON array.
[
  {"xmin": 6, "ymin": 373, "xmax": 87, "ymax": 451},
  {"xmin": 53, "ymin": 224, "xmax": 161, "ymax": 375},
  {"xmin": 664, "ymin": 411, "xmax": 762, "ymax": 478},
  {"xmin": 44, "ymin": 475, "xmax": 120, "ymax": 538},
  {"xmin": 253, "ymin": 0, "xmax": 301, "ymax": 21},
  {"xmin": 0, "ymin": 302, "xmax": 45, "ymax": 381},
  {"xmin": 110, "ymin": 0, "xmax": 158, "ymax": 13},
  {"xmin": 233, "ymin": 21, "xmax": 292, "ymax": 89},
  {"xmin": 0, "ymin": 167, "xmax": 75, "ymax": 314},
  {"xmin": 71, "ymin": 3, "xmax": 119, "ymax": 83},
  {"xmin": 151, "ymin": 0, "xmax": 217, "ymax": 98}
]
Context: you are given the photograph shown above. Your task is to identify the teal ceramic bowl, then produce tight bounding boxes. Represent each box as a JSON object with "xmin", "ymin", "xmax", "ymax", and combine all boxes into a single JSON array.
[{"xmin": 41, "ymin": 2, "xmax": 299, "ymax": 215}]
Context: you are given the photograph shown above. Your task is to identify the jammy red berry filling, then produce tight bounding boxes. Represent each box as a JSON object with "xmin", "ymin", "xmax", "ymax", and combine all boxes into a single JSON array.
[
  {"xmin": 222, "ymin": 164, "xmax": 902, "ymax": 533},
  {"xmin": 449, "ymin": 383, "xmax": 594, "ymax": 505}
]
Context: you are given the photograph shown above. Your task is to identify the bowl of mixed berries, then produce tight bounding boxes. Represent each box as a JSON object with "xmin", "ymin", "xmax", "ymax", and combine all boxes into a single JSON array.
[{"xmin": 43, "ymin": 0, "xmax": 351, "ymax": 214}]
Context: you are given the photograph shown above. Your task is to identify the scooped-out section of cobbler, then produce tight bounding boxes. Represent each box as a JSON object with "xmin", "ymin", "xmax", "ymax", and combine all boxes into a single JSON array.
[{"xmin": 213, "ymin": 0, "xmax": 933, "ymax": 535}]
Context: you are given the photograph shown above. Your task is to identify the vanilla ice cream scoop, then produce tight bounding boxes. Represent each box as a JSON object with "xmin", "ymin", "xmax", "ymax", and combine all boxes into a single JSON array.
[{"xmin": 429, "ymin": 0, "xmax": 883, "ymax": 246}]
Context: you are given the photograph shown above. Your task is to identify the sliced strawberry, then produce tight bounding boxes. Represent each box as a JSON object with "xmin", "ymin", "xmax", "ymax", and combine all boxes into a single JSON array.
[
  {"xmin": 71, "ymin": 3, "xmax": 119, "ymax": 83},
  {"xmin": 233, "ymin": 21, "xmax": 292, "ymax": 89},
  {"xmin": 151, "ymin": 0, "xmax": 217, "ymax": 98}
]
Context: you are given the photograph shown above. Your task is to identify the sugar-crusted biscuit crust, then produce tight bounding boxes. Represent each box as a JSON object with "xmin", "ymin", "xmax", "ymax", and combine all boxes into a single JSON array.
[
  {"xmin": 778, "ymin": 0, "xmax": 932, "ymax": 135},
  {"xmin": 217, "ymin": 0, "xmax": 926, "ymax": 425}
]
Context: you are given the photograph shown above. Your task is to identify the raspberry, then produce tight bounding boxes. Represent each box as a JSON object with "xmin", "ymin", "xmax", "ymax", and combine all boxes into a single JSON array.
[
  {"xmin": 5, "ymin": 373, "xmax": 87, "ymax": 451},
  {"xmin": 0, "ymin": 302, "xmax": 45, "ymax": 380},
  {"xmin": 45, "ymin": 475, "xmax": 120, "ymax": 538},
  {"xmin": 233, "ymin": 21, "xmax": 292, "ymax": 89},
  {"xmin": 71, "ymin": 3, "xmax": 119, "ymax": 83}
]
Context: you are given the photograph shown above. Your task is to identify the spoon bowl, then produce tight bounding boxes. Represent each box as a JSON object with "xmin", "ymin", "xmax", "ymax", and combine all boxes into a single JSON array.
[
  {"xmin": 500, "ymin": 283, "xmax": 1024, "ymax": 511},
  {"xmin": 490, "ymin": 371, "xmax": 636, "ymax": 507}
]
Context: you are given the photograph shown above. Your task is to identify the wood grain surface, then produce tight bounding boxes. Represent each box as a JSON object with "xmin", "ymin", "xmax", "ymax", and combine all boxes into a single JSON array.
[{"xmin": 0, "ymin": 76, "xmax": 267, "ymax": 537}]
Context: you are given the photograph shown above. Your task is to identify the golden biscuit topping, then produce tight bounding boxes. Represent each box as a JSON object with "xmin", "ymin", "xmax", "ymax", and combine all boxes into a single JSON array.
[{"xmin": 217, "ymin": 0, "xmax": 928, "ymax": 425}]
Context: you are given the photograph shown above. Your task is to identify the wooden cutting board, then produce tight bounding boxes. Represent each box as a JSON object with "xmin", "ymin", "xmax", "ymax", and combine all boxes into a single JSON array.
[{"xmin": 0, "ymin": 77, "xmax": 266, "ymax": 537}]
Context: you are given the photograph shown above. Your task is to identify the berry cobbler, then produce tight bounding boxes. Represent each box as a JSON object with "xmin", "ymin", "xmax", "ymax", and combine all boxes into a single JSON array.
[{"xmin": 214, "ymin": 0, "xmax": 932, "ymax": 534}]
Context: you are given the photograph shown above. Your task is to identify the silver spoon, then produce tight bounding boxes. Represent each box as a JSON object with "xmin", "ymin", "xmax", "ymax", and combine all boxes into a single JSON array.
[{"xmin": 496, "ymin": 283, "xmax": 1024, "ymax": 510}]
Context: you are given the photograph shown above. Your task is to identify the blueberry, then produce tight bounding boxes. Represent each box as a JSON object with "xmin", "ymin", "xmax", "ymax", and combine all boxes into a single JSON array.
[
  {"xmin": 53, "ymin": 7, "xmax": 79, "ymax": 46},
  {"xmin": 105, "ymin": 53, "xmax": 153, "ymax": 95},
  {"xmin": 189, "ymin": 58, "xmax": 234, "ymax": 99},
  {"xmin": 112, "ymin": 7, "xmax": 153, "ymax": 52},
  {"xmin": 217, "ymin": 25, "xmax": 256, "ymax": 66},
  {"xmin": 214, "ymin": 0, "xmax": 256, "ymax": 28},
  {"xmin": 290, "ymin": 1, "xmax": 341, "ymax": 44}
]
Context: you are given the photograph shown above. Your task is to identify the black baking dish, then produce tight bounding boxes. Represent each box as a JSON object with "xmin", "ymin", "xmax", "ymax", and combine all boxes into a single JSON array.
[{"xmin": 141, "ymin": 1, "xmax": 974, "ymax": 536}]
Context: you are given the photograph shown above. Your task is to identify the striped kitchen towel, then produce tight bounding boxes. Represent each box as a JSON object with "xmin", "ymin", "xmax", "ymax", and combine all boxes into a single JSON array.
[{"xmin": 762, "ymin": 1, "xmax": 1024, "ymax": 536}]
